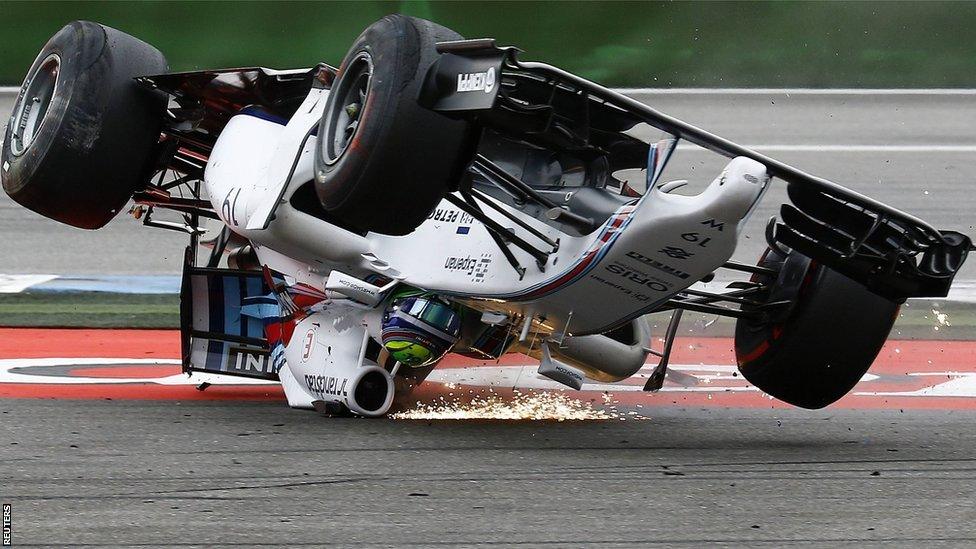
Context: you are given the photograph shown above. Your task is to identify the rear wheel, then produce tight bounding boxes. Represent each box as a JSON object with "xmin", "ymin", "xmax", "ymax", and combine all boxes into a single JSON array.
[
  {"xmin": 1, "ymin": 21, "xmax": 168, "ymax": 229},
  {"xmin": 734, "ymin": 248, "xmax": 900, "ymax": 408},
  {"xmin": 314, "ymin": 15, "xmax": 473, "ymax": 236}
]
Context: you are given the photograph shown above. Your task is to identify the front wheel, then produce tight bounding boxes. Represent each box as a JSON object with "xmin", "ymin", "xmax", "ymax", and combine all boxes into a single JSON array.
[{"xmin": 734, "ymin": 248, "xmax": 900, "ymax": 408}]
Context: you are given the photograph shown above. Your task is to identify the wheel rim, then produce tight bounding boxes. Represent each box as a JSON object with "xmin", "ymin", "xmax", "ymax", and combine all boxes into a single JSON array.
[
  {"xmin": 9, "ymin": 54, "xmax": 60, "ymax": 157},
  {"xmin": 321, "ymin": 52, "xmax": 372, "ymax": 165}
]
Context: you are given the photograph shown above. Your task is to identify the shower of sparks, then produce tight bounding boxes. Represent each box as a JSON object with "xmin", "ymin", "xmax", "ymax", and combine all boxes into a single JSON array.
[{"xmin": 391, "ymin": 389, "xmax": 639, "ymax": 421}]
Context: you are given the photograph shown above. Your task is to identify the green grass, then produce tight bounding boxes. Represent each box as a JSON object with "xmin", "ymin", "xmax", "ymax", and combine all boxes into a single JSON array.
[
  {"xmin": 0, "ymin": 293, "xmax": 179, "ymax": 328},
  {"xmin": 0, "ymin": 292, "xmax": 971, "ymax": 341},
  {"xmin": 1, "ymin": 1, "xmax": 975, "ymax": 87}
]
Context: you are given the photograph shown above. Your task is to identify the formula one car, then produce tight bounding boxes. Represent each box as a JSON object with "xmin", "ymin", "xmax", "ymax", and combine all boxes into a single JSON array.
[{"xmin": 4, "ymin": 18, "xmax": 972, "ymax": 416}]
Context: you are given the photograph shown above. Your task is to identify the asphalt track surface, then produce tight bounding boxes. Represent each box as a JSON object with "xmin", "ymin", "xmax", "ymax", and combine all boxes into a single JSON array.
[
  {"xmin": 0, "ymin": 90, "xmax": 974, "ymax": 281},
  {"xmin": 2, "ymin": 329, "xmax": 976, "ymax": 547},
  {"xmin": 3, "ymin": 400, "xmax": 976, "ymax": 547}
]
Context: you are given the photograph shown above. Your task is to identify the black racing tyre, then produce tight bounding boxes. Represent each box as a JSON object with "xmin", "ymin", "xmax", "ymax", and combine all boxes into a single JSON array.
[
  {"xmin": 734, "ymin": 248, "xmax": 900, "ymax": 409},
  {"xmin": 1, "ymin": 21, "xmax": 168, "ymax": 230},
  {"xmin": 314, "ymin": 15, "xmax": 473, "ymax": 236}
]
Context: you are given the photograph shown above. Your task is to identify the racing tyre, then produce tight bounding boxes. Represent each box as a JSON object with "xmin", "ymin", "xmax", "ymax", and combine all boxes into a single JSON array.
[
  {"xmin": 1, "ymin": 21, "xmax": 168, "ymax": 229},
  {"xmin": 734, "ymin": 247, "xmax": 900, "ymax": 408},
  {"xmin": 314, "ymin": 15, "xmax": 473, "ymax": 235}
]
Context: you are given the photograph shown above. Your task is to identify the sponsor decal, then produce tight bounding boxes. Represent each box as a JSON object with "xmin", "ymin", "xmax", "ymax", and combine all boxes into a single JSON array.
[
  {"xmin": 553, "ymin": 364, "xmax": 584, "ymax": 383},
  {"xmin": 658, "ymin": 246, "xmax": 694, "ymax": 260},
  {"xmin": 472, "ymin": 253, "xmax": 491, "ymax": 281},
  {"xmin": 444, "ymin": 253, "xmax": 492, "ymax": 282},
  {"xmin": 701, "ymin": 218, "xmax": 725, "ymax": 231},
  {"xmin": 604, "ymin": 264, "xmax": 671, "ymax": 292},
  {"xmin": 335, "ymin": 278, "xmax": 376, "ymax": 297},
  {"xmin": 445, "ymin": 256, "xmax": 479, "ymax": 271},
  {"xmin": 428, "ymin": 208, "xmax": 474, "ymax": 224},
  {"xmin": 587, "ymin": 273, "xmax": 654, "ymax": 303},
  {"xmin": 305, "ymin": 374, "xmax": 348, "ymax": 398},
  {"xmin": 456, "ymin": 67, "xmax": 496, "ymax": 94},
  {"xmin": 625, "ymin": 250, "xmax": 690, "ymax": 280},
  {"xmin": 429, "ymin": 208, "xmax": 474, "ymax": 235},
  {"xmin": 227, "ymin": 346, "xmax": 273, "ymax": 374}
]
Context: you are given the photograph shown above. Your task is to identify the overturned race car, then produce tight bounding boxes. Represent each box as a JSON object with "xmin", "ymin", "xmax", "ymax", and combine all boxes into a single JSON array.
[{"xmin": 3, "ymin": 17, "xmax": 972, "ymax": 416}]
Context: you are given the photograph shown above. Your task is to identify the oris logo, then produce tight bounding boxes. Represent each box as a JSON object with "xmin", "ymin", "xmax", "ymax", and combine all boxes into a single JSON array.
[{"xmin": 456, "ymin": 67, "xmax": 496, "ymax": 94}]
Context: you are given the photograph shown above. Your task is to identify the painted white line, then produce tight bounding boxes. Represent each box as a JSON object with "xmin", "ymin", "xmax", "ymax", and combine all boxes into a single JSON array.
[
  {"xmin": 616, "ymin": 88, "xmax": 976, "ymax": 95},
  {"xmin": 675, "ymin": 144, "xmax": 976, "ymax": 153},
  {"xmin": 0, "ymin": 357, "xmax": 276, "ymax": 385},
  {"xmin": 427, "ymin": 364, "xmax": 761, "ymax": 394},
  {"xmin": 857, "ymin": 372, "xmax": 976, "ymax": 398},
  {"xmin": 945, "ymin": 282, "xmax": 976, "ymax": 304},
  {"xmin": 0, "ymin": 86, "xmax": 17, "ymax": 94},
  {"xmin": 0, "ymin": 274, "xmax": 57, "ymax": 294}
]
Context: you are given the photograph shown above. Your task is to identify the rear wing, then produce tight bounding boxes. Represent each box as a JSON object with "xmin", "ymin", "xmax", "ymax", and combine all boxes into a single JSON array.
[
  {"xmin": 421, "ymin": 40, "xmax": 973, "ymax": 300},
  {"xmin": 180, "ymin": 261, "xmax": 280, "ymax": 381}
]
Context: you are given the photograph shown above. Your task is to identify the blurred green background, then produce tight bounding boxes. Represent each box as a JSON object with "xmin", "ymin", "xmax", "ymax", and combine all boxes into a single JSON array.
[{"xmin": 1, "ymin": 1, "xmax": 975, "ymax": 88}]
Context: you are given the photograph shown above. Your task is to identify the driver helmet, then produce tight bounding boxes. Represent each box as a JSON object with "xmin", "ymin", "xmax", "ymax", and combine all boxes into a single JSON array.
[{"xmin": 381, "ymin": 296, "xmax": 461, "ymax": 367}]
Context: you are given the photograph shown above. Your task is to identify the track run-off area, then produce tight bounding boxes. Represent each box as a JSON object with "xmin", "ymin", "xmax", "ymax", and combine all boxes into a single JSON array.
[
  {"xmin": 1, "ymin": 329, "xmax": 975, "ymax": 412},
  {"xmin": 2, "ymin": 329, "xmax": 976, "ymax": 546}
]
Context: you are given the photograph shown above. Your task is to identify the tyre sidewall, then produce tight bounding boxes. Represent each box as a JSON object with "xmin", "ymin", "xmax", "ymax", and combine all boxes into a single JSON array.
[
  {"xmin": 736, "ymin": 254, "xmax": 899, "ymax": 408},
  {"xmin": 315, "ymin": 16, "xmax": 420, "ymax": 213},
  {"xmin": 2, "ymin": 21, "xmax": 167, "ymax": 229},
  {"xmin": 2, "ymin": 22, "xmax": 97, "ymax": 198},
  {"xmin": 314, "ymin": 15, "xmax": 472, "ymax": 235}
]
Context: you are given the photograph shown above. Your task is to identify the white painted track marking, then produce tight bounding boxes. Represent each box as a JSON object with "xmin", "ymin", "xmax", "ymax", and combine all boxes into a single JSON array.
[
  {"xmin": 858, "ymin": 373, "xmax": 976, "ymax": 398},
  {"xmin": 0, "ymin": 274, "xmax": 57, "ymax": 293},
  {"xmin": 946, "ymin": 281, "xmax": 976, "ymax": 303},
  {"xmin": 0, "ymin": 358, "xmax": 277, "ymax": 385}
]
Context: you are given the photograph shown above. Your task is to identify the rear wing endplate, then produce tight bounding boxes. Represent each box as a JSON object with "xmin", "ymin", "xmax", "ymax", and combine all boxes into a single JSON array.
[{"xmin": 180, "ymin": 261, "xmax": 280, "ymax": 381}]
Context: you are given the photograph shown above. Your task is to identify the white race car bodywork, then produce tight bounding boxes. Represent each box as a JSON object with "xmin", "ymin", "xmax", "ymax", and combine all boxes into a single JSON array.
[
  {"xmin": 5, "ymin": 19, "xmax": 969, "ymax": 416},
  {"xmin": 203, "ymin": 87, "xmax": 771, "ymax": 411}
]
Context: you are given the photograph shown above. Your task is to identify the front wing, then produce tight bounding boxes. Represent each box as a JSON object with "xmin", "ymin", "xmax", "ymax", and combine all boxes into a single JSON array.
[{"xmin": 421, "ymin": 40, "xmax": 972, "ymax": 301}]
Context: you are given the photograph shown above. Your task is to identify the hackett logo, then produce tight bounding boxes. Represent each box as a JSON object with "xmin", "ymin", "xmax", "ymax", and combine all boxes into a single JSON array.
[{"xmin": 456, "ymin": 67, "xmax": 496, "ymax": 93}]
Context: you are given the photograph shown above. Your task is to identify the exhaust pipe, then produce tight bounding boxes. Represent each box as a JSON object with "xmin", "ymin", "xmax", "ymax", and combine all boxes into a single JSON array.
[{"xmin": 522, "ymin": 318, "xmax": 651, "ymax": 383}]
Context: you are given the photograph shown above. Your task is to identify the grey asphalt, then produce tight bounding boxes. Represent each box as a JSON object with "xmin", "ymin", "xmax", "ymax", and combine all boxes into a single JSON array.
[
  {"xmin": 2, "ymin": 400, "xmax": 975, "ymax": 547},
  {"xmin": 1, "ymin": 91, "xmax": 974, "ymax": 279}
]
